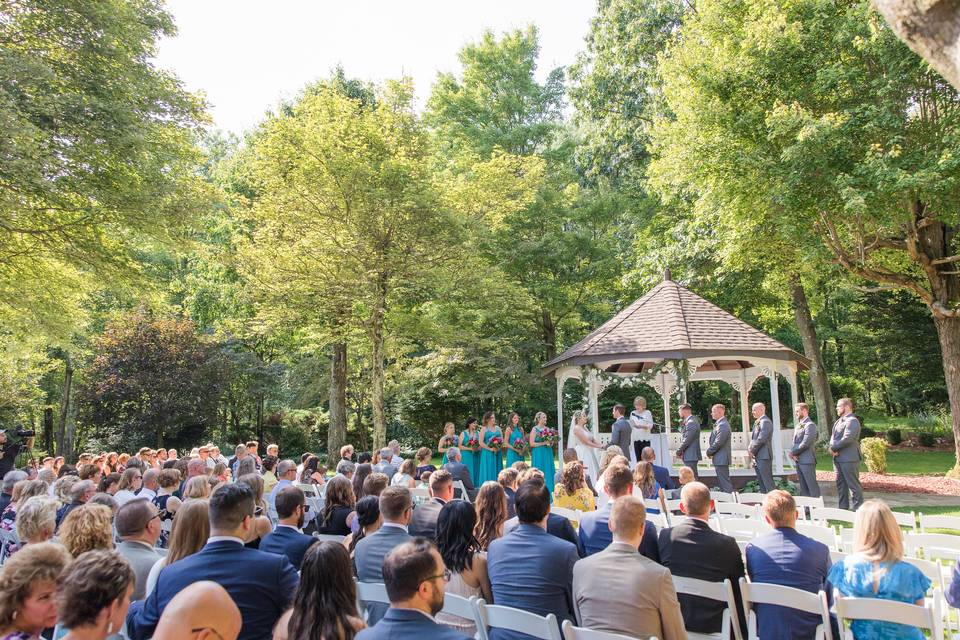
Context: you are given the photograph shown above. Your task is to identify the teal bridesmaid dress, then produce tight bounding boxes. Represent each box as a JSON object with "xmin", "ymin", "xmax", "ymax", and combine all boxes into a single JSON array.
[
  {"xmin": 440, "ymin": 434, "xmax": 456, "ymax": 466},
  {"xmin": 459, "ymin": 429, "xmax": 479, "ymax": 486},
  {"xmin": 531, "ymin": 425, "xmax": 556, "ymax": 494},
  {"xmin": 478, "ymin": 427, "xmax": 503, "ymax": 484},
  {"xmin": 505, "ymin": 427, "xmax": 525, "ymax": 467}
]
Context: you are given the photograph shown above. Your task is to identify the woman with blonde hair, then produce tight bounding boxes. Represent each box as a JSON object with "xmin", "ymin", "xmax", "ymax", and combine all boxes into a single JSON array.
[
  {"xmin": 529, "ymin": 411, "xmax": 556, "ymax": 493},
  {"xmin": 828, "ymin": 500, "xmax": 930, "ymax": 639},
  {"xmin": 145, "ymin": 500, "xmax": 210, "ymax": 596},
  {"xmin": 390, "ymin": 459, "xmax": 416, "ymax": 488},
  {"xmin": 112, "ymin": 467, "xmax": 142, "ymax": 507},
  {"xmin": 633, "ymin": 461, "xmax": 660, "ymax": 513},
  {"xmin": 14, "ymin": 497, "xmax": 58, "ymax": 548},
  {"xmin": 473, "ymin": 482, "xmax": 508, "ymax": 550},
  {"xmin": 59, "ymin": 504, "xmax": 114, "ymax": 557},
  {"xmin": 414, "ymin": 447, "xmax": 435, "ymax": 480},
  {"xmin": 182, "ymin": 475, "xmax": 211, "ymax": 501},
  {"xmin": 0, "ymin": 542, "xmax": 71, "ymax": 639},
  {"xmin": 553, "ymin": 461, "xmax": 595, "ymax": 513},
  {"xmin": 235, "ymin": 474, "xmax": 272, "ymax": 547}
]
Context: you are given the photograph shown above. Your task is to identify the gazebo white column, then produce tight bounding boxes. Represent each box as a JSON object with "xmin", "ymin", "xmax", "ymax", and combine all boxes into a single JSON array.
[
  {"xmin": 588, "ymin": 370, "xmax": 601, "ymax": 438},
  {"xmin": 768, "ymin": 368, "xmax": 784, "ymax": 474},
  {"xmin": 738, "ymin": 369, "xmax": 750, "ymax": 432},
  {"xmin": 556, "ymin": 375, "xmax": 565, "ymax": 454}
]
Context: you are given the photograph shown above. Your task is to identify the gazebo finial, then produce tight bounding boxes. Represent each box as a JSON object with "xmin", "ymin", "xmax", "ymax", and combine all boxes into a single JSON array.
[{"xmin": 664, "ymin": 267, "xmax": 672, "ymax": 282}]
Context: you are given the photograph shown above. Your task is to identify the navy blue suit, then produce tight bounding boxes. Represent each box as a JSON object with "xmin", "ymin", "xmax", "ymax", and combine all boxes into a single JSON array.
[
  {"xmin": 259, "ymin": 525, "xmax": 317, "ymax": 570},
  {"xmin": 356, "ymin": 608, "xmax": 470, "ymax": 640},
  {"xmin": 126, "ymin": 539, "xmax": 298, "ymax": 640},
  {"xmin": 578, "ymin": 501, "xmax": 660, "ymax": 563},
  {"xmin": 487, "ymin": 523, "xmax": 579, "ymax": 640},
  {"xmin": 652, "ymin": 464, "xmax": 674, "ymax": 490},
  {"xmin": 503, "ymin": 513, "xmax": 584, "ymax": 557},
  {"xmin": 746, "ymin": 527, "xmax": 835, "ymax": 640}
]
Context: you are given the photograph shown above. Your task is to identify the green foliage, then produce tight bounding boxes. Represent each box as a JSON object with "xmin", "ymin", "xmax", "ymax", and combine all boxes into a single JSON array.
[
  {"xmin": 860, "ymin": 437, "xmax": 889, "ymax": 473},
  {"xmin": 741, "ymin": 477, "xmax": 798, "ymax": 494},
  {"xmin": 885, "ymin": 428, "xmax": 903, "ymax": 446}
]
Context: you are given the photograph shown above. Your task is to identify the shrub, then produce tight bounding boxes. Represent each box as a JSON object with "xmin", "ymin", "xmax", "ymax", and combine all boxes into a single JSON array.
[
  {"xmin": 859, "ymin": 427, "xmax": 877, "ymax": 439},
  {"xmin": 860, "ymin": 437, "xmax": 888, "ymax": 473},
  {"xmin": 885, "ymin": 428, "xmax": 902, "ymax": 446},
  {"xmin": 918, "ymin": 432, "xmax": 937, "ymax": 447},
  {"xmin": 741, "ymin": 477, "xmax": 798, "ymax": 495}
]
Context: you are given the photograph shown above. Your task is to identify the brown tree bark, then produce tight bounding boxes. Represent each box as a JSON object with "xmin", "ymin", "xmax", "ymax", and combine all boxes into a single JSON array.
[
  {"xmin": 790, "ymin": 275, "xmax": 836, "ymax": 439},
  {"xmin": 933, "ymin": 316, "xmax": 960, "ymax": 467},
  {"xmin": 327, "ymin": 341, "xmax": 348, "ymax": 461},
  {"xmin": 542, "ymin": 309, "xmax": 557, "ymax": 362},
  {"xmin": 873, "ymin": 0, "xmax": 960, "ymax": 91},
  {"xmin": 56, "ymin": 355, "xmax": 74, "ymax": 459},
  {"xmin": 370, "ymin": 276, "xmax": 388, "ymax": 451}
]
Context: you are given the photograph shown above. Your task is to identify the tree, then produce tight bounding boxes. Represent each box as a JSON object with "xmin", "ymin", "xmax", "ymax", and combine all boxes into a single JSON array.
[
  {"xmin": 874, "ymin": 0, "xmax": 960, "ymax": 92},
  {"xmin": 648, "ymin": 0, "xmax": 960, "ymax": 472}
]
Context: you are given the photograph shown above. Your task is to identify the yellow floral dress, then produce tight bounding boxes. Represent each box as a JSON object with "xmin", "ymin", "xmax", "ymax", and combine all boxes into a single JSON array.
[{"xmin": 553, "ymin": 485, "xmax": 596, "ymax": 513}]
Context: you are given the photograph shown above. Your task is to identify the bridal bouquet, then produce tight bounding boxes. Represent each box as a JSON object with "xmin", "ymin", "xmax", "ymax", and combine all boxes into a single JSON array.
[
  {"xmin": 514, "ymin": 439, "xmax": 528, "ymax": 454},
  {"xmin": 441, "ymin": 435, "xmax": 457, "ymax": 447},
  {"xmin": 489, "ymin": 434, "xmax": 503, "ymax": 448},
  {"xmin": 465, "ymin": 435, "xmax": 481, "ymax": 451},
  {"xmin": 540, "ymin": 428, "xmax": 559, "ymax": 447}
]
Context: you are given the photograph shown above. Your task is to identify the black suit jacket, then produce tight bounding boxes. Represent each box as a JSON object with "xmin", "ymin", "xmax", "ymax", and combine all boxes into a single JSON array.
[
  {"xmin": 441, "ymin": 462, "xmax": 476, "ymax": 500},
  {"xmin": 658, "ymin": 519, "xmax": 746, "ymax": 635},
  {"xmin": 503, "ymin": 513, "xmax": 585, "ymax": 558},
  {"xmin": 409, "ymin": 498, "xmax": 445, "ymax": 540}
]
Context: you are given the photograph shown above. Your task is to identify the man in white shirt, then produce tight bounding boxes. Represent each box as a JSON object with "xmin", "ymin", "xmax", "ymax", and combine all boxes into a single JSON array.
[
  {"xmin": 139, "ymin": 468, "xmax": 159, "ymax": 502},
  {"xmin": 388, "ymin": 440, "xmax": 404, "ymax": 466}
]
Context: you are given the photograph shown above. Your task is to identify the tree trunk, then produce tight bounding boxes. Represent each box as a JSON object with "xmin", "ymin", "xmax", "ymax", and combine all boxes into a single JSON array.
[
  {"xmin": 790, "ymin": 275, "xmax": 835, "ymax": 440},
  {"xmin": 873, "ymin": 0, "xmax": 960, "ymax": 92},
  {"xmin": 42, "ymin": 407, "xmax": 53, "ymax": 454},
  {"xmin": 370, "ymin": 278, "xmax": 388, "ymax": 451},
  {"xmin": 932, "ymin": 315, "xmax": 960, "ymax": 473},
  {"xmin": 56, "ymin": 355, "xmax": 74, "ymax": 459},
  {"xmin": 542, "ymin": 309, "xmax": 557, "ymax": 362},
  {"xmin": 256, "ymin": 394, "xmax": 264, "ymax": 448},
  {"xmin": 327, "ymin": 341, "xmax": 348, "ymax": 461}
]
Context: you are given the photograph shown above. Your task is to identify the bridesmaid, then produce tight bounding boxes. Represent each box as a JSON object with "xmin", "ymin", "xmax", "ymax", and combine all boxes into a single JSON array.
[
  {"xmin": 478, "ymin": 411, "xmax": 503, "ymax": 484},
  {"xmin": 529, "ymin": 411, "xmax": 556, "ymax": 494},
  {"xmin": 504, "ymin": 412, "xmax": 526, "ymax": 467},
  {"xmin": 459, "ymin": 417, "xmax": 481, "ymax": 487},
  {"xmin": 438, "ymin": 422, "xmax": 457, "ymax": 465}
]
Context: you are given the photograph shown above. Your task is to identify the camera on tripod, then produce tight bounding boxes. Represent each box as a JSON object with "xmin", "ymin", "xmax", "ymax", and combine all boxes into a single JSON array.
[{"xmin": 13, "ymin": 429, "xmax": 34, "ymax": 438}]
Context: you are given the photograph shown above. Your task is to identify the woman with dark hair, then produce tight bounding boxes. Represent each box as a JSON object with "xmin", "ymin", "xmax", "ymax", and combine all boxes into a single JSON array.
[
  {"xmin": 504, "ymin": 412, "xmax": 526, "ymax": 467},
  {"xmin": 435, "ymin": 501, "xmax": 492, "ymax": 635},
  {"xmin": 351, "ymin": 464, "xmax": 372, "ymax": 500},
  {"xmin": 343, "ymin": 496, "xmax": 381, "ymax": 556},
  {"xmin": 97, "ymin": 473, "xmax": 120, "ymax": 496},
  {"xmin": 280, "ymin": 542, "xmax": 365, "ymax": 640},
  {"xmin": 473, "ymin": 482, "xmax": 508, "ymax": 550},
  {"xmin": 459, "ymin": 417, "xmax": 481, "ymax": 487},
  {"xmin": 356, "ymin": 452, "xmax": 372, "ymax": 465},
  {"xmin": 316, "ymin": 476, "xmax": 355, "ymax": 536},
  {"xmin": 56, "ymin": 550, "xmax": 135, "ymax": 640},
  {"xmin": 299, "ymin": 456, "xmax": 325, "ymax": 486}
]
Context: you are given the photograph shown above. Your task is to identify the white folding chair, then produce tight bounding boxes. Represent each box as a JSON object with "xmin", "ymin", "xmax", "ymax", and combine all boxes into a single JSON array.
[
  {"xmin": 560, "ymin": 620, "xmax": 649, "ymax": 640},
  {"xmin": 891, "ymin": 510, "xmax": 917, "ymax": 532},
  {"xmin": 716, "ymin": 502, "xmax": 761, "ymax": 519},
  {"xmin": 440, "ymin": 593, "xmax": 483, "ymax": 635},
  {"xmin": 901, "ymin": 556, "xmax": 953, "ymax": 633},
  {"xmin": 793, "ymin": 496, "xmax": 825, "ymax": 520},
  {"xmin": 355, "ymin": 580, "xmax": 389, "ymax": 622},
  {"xmin": 296, "ymin": 482, "xmax": 320, "ymax": 497},
  {"xmin": 473, "ymin": 599, "xmax": 562, "ymax": 640},
  {"xmin": 551, "ymin": 506, "xmax": 581, "ymax": 526},
  {"xmin": 411, "ymin": 487, "xmax": 430, "ymax": 503},
  {"xmin": 737, "ymin": 492, "xmax": 766, "ymax": 505},
  {"xmin": 313, "ymin": 533, "xmax": 346, "ymax": 543},
  {"xmin": 721, "ymin": 518, "xmax": 771, "ymax": 542},
  {"xmin": 643, "ymin": 498, "xmax": 664, "ymax": 513},
  {"xmin": 835, "ymin": 591, "xmax": 942, "ymax": 640},
  {"xmin": 810, "ymin": 507, "xmax": 856, "ymax": 528},
  {"xmin": 711, "ymin": 490, "xmax": 737, "ymax": 503},
  {"xmin": 739, "ymin": 578, "xmax": 832, "ymax": 640},
  {"xmin": 452, "ymin": 480, "xmax": 472, "ymax": 503},
  {"xmin": 919, "ymin": 513, "xmax": 960, "ymax": 533},
  {"xmin": 905, "ymin": 532, "xmax": 960, "ymax": 563},
  {"xmin": 829, "ymin": 550, "xmax": 848, "ymax": 564},
  {"xmin": 795, "ymin": 522, "xmax": 841, "ymax": 551},
  {"xmin": 672, "ymin": 576, "xmax": 743, "ymax": 640},
  {"xmin": 647, "ymin": 512, "xmax": 669, "ymax": 529},
  {"xmin": 663, "ymin": 498, "xmax": 683, "ymax": 513}
]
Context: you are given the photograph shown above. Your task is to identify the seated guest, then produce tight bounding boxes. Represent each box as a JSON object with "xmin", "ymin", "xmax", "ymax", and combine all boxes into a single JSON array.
[
  {"xmin": 746, "ymin": 490, "xmax": 834, "ymax": 640},
  {"xmin": 362, "ymin": 473, "xmax": 389, "ymax": 499},
  {"xmin": 340, "ymin": 444, "xmax": 355, "ymax": 463},
  {"xmin": 139, "ymin": 469, "xmax": 159, "ymax": 502},
  {"xmin": 473, "ymin": 481, "xmax": 508, "ymax": 551},
  {"xmin": 87, "ymin": 492, "xmax": 118, "ymax": 514},
  {"xmin": 269, "ymin": 459, "xmax": 297, "ymax": 510},
  {"xmin": 336, "ymin": 459, "xmax": 356, "ymax": 481},
  {"xmin": 278, "ymin": 541, "xmax": 365, "ymax": 640},
  {"xmin": 579, "ymin": 463, "xmax": 659, "ymax": 562},
  {"xmin": 553, "ymin": 461, "xmax": 595, "ymax": 512},
  {"xmin": 127, "ymin": 483, "xmax": 299, "ymax": 640},
  {"xmin": 316, "ymin": 475, "xmax": 356, "ymax": 536},
  {"xmin": 391, "ymin": 459, "xmax": 416, "ymax": 488},
  {"xmin": 440, "ymin": 447, "xmax": 475, "ymax": 500},
  {"xmin": 356, "ymin": 539, "xmax": 469, "ymax": 640},
  {"xmin": 949, "ymin": 562, "xmax": 960, "ymax": 609},
  {"xmin": 414, "ymin": 447, "xmax": 436, "ymax": 481},
  {"xmin": 182, "ymin": 475, "xmax": 211, "ymax": 501},
  {"xmin": 261, "ymin": 456, "xmax": 279, "ymax": 496},
  {"xmin": 56, "ymin": 550, "xmax": 135, "ymax": 640},
  {"xmin": 113, "ymin": 468, "xmax": 143, "ymax": 507},
  {"xmin": 351, "ymin": 463, "xmax": 373, "ymax": 499},
  {"xmin": 60, "ymin": 503, "xmax": 115, "ymax": 557},
  {"xmin": 502, "ymin": 470, "xmax": 583, "ymax": 555},
  {"xmin": 594, "ymin": 452, "xmax": 628, "ymax": 508},
  {"xmin": 354, "ymin": 486, "xmax": 413, "ymax": 625},
  {"xmin": 641, "ymin": 446, "xmax": 675, "ymax": 491},
  {"xmin": 298, "ymin": 456, "xmax": 325, "ymax": 486},
  {"xmin": 0, "ymin": 471, "xmax": 26, "ymax": 513},
  {"xmin": 554, "ymin": 449, "xmax": 598, "ymax": 496},
  {"xmin": 0, "ymin": 542, "xmax": 71, "ymax": 639},
  {"xmin": 409, "ymin": 469, "xmax": 453, "ymax": 540},
  {"xmin": 345, "ymin": 495, "xmax": 381, "ymax": 555},
  {"xmin": 497, "ymin": 468, "xmax": 519, "ymax": 518},
  {"xmin": 259, "ymin": 486, "xmax": 318, "ymax": 570},
  {"xmin": 633, "ymin": 461, "xmax": 661, "ymax": 510},
  {"xmin": 152, "ymin": 581, "xmax": 242, "ymax": 640},
  {"xmin": 115, "ymin": 498, "xmax": 166, "ymax": 600},
  {"xmin": 14, "ymin": 496, "xmax": 58, "ymax": 547},
  {"xmin": 487, "ymin": 479, "xmax": 579, "ymax": 638},
  {"xmin": 152, "ymin": 469, "xmax": 182, "ymax": 548},
  {"xmin": 56, "ymin": 479, "xmax": 95, "ymax": 528},
  {"xmin": 658, "ymin": 482, "xmax": 746, "ymax": 637},
  {"xmin": 573, "ymin": 497, "xmax": 684, "ymax": 640},
  {"xmin": 828, "ymin": 500, "xmax": 931, "ymax": 640},
  {"xmin": 436, "ymin": 501, "xmax": 492, "ymax": 636},
  {"xmin": 145, "ymin": 499, "xmax": 210, "ymax": 596},
  {"xmin": 372, "ymin": 448, "xmax": 397, "ymax": 481}
]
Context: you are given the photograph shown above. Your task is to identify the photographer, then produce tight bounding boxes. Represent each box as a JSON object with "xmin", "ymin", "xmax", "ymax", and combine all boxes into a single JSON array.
[{"xmin": 0, "ymin": 428, "xmax": 34, "ymax": 478}]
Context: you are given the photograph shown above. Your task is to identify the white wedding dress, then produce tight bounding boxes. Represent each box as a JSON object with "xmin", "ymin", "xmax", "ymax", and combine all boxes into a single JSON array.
[{"xmin": 570, "ymin": 420, "xmax": 601, "ymax": 482}]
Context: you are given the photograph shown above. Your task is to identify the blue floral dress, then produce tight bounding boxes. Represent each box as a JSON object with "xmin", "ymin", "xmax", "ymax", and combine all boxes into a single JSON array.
[{"xmin": 828, "ymin": 554, "xmax": 931, "ymax": 640}]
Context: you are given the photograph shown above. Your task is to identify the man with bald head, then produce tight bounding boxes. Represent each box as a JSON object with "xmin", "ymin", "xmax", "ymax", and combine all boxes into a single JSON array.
[
  {"xmin": 152, "ymin": 581, "xmax": 242, "ymax": 640},
  {"xmin": 658, "ymin": 482, "xmax": 745, "ymax": 637},
  {"xmin": 116, "ymin": 498, "xmax": 166, "ymax": 599},
  {"xmin": 749, "ymin": 402, "xmax": 775, "ymax": 493}
]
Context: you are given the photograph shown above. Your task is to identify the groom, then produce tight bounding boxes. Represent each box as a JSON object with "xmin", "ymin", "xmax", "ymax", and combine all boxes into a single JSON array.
[{"xmin": 611, "ymin": 404, "xmax": 632, "ymax": 461}]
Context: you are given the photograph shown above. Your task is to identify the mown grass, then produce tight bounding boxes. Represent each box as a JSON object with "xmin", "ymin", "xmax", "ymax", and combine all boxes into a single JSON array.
[{"xmin": 815, "ymin": 449, "xmax": 955, "ymax": 476}]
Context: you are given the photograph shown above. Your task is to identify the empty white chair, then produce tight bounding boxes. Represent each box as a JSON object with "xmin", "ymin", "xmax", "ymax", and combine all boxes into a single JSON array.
[
  {"xmin": 452, "ymin": 480, "xmax": 472, "ymax": 503},
  {"xmin": 663, "ymin": 498, "xmax": 683, "ymax": 513},
  {"xmin": 905, "ymin": 532, "xmax": 960, "ymax": 563},
  {"xmin": 474, "ymin": 599, "xmax": 562, "ymax": 640},
  {"xmin": 810, "ymin": 507, "xmax": 856, "ymax": 528},
  {"xmin": 560, "ymin": 620, "xmax": 649, "ymax": 640},
  {"xmin": 711, "ymin": 490, "xmax": 737, "ymax": 503},
  {"xmin": 643, "ymin": 498, "xmax": 664, "ymax": 513},
  {"xmin": 795, "ymin": 522, "xmax": 841, "ymax": 551},
  {"xmin": 891, "ymin": 510, "xmax": 917, "ymax": 532},
  {"xmin": 314, "ymin": 533, "xmax": 346, "ymax": 543},
  {"xmin": 672, "ymin": 576, "xmax": 743, "ymax": 640},
  {"xmin": 739, "ymin": 578, "xmax": 832, "ymax": 640},
  {"xmin": 647, "ymin": 512, "xmax": 670, "ymax": 529},
  {"xmin": 919, "ymin": 513, "xmax": 960, "ymax": 533},
  {"xmin": 793, "ymin": 496, "xmax": 825, "ymax": 520},
  {"xmin": 834, "ymin": 591, "xmax": 942, "ymax": 640},
  {"xmin": 736, "ymin": 492, "xmax": 766, "ymax": 505},
  {"xmin": 551, "ymin": 506, "xmax": 581, "ymax": 525},
  {"xmin": 721, "ymin": 518, "xmax": 771, "ymax": 542},
  {"xmin": 716, "ymin": 502, "xmax": 761, "ymax": 519}
]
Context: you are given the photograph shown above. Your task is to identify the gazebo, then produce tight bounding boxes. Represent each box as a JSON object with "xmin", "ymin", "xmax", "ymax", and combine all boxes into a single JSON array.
[{"xmin": 542, "ymin": 273, "xmax": 810, "ymax": 474}]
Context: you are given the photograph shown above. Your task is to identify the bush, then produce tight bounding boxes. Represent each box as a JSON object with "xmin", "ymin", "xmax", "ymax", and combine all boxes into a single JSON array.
[
  {"xmin": 859, "ymin": 427, "xmax": 877, "ymax": 439},
  {"xmin": 860, "ymin": 437, "xmax": 888, "ymax": 473},
  {"xmin": 740, "ymin": 477, "xmax": 798, "ymax": 495},
  {"xmin": 885, "ymin": 428, "xmax": 902, "ymax": 446},
  {"xmin": 918, "ymin": 432, "xmax": 937, "ymax": 447}
]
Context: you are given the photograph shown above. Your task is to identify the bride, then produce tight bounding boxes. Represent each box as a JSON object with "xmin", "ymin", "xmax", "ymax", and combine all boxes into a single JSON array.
[{"xmin": 569, "ymin": 409, "xmax": 604, "ymax": 481}]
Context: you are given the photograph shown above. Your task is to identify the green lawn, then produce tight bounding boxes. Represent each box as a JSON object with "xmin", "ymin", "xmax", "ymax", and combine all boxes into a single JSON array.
[{"xmin": 815, "ymin": 449, "xmax": 955, "ymax": 475}]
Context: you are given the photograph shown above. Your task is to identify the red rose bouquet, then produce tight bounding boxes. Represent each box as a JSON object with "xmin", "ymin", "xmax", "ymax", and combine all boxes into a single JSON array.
[{"xmin": 489, "ymin": 434, "xmax": 503, "ymax": 448}]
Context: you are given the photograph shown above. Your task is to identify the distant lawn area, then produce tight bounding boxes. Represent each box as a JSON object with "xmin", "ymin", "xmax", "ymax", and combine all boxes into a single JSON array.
[{"xmin": 815, "ymin": 449, "xmax": 955, "ymax": 476}]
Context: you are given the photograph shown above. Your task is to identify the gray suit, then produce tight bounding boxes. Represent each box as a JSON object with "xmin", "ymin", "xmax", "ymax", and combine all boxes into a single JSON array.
[
  {"xmin": 830, "ymin": 414, "xmax": 863, "ymax": 510},
  {"xmin": 706, "ymin": 417, "xmax": 733, "ymax": 493},
  {"xmin": 117, "ymin": 540, "xmax": 167, "ymax": 600},
  {"xmin": 611, "ymin": 417, "xmax": 632, "ymax": 458},
  {"xmin": 373, "ymin": 461, "xmax": 398, "ymax": 481},
  {"xmin": 791, "ymin": 417, "xmax": 820, "ymax": 498},
  {"xmin": 677, "ymin": 415, "xmax": 702, "ymax": 479},
  {"xmin": 750, "ymin": 415, "xmax": 775, "ymax": 493},
  {"xmin": 354, "ymin": 524, "xmax": 411, "ymax": 624}
]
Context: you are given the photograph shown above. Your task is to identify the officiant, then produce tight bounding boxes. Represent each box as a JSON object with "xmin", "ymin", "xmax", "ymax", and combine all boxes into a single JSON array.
[{"xmin": 629, "ymin": 396, "xmax": 654, "ymax": 465}]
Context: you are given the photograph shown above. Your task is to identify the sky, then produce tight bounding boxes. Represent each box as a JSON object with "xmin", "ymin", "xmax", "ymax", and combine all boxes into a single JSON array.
[{"xmin": 154, "ymin": 1, "xmax": 598, "ymax": 135}]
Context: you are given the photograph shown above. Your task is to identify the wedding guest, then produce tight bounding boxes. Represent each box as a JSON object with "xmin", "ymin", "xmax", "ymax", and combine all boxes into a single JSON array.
[
  {"xmin": 354, "ymin": 487, "xmax": 413, "ymax": 624},
  {"xmin": 139, "ymin": 469, "xmax": 159, "ymax": 502},
  {"xmin": 58, "ymin": 479, "xmax": 95, "ymax": 528},
  {"xmin": 113, "ymin": 468, "xmax": 143, "ymax": 507},
  {"xmin": 261, "ymin": 456, "xmax": 279, "ymax": 496},
  {"xmin": 357, "ymin": 452, "xmax": 373, "ymax": 465},
  {"xmin": 356, "ymin": 539, "xmax": 469, "ymax": 640},
  {"xmin": 344, "ymin": 495, "xmax": 381, "ymax": 555},
  {"xmin": 260, "ymin": 486, "xmax": 318, "ymax": 570},
  {"xmin": 503, "ymin": 471, "xmax": 582, "ymax": 555},
  {"xmin": 57, "ymin": 550, "xmax": 135, "ymax": 640},
  {"xmin": 473, "ymin": 481, "xmax": 508, "ymax": 551},
  {"xmin": 336, "ymin": 459, "xmax": 356, "ymax": 481},
  {"xmin": 555, "ymin": 447, "xmax": 599, "ymax": 496},
  {"xmin": 574, "ymin": 496, "xmax": 684, "ymax": 639},
  {"xmin": 94, "ymin": 472, "xmax": 118, "ymax": 498},
  {"xmin": 60, "ymin": 503, "xmax": 115, "ymax": 557},
  {"xmin": 746, "ymin": 490, "xmax": 834, "ymax": 640},
  {"xmin": 0, "ymin": 471, "xmax": 25, "ymax": 514},
  {"xmin": 504, "ymin": 412, "xmax": 526, "ymax": 468},
  {"xmin": 478, "ymin": 411, "xmax": 503, "ymax": 485},
  {"xmin": 182, "ymin": 475, "xmax": 211, "ymax": 502},
  {"xmin": 497, "ymin": 468, "xmax": 519, "ymax": 518},
  {"xmin": 152, "ymin": 469, "xmax": 181, "ymax": 548},
  {"xmin": 594, "ymin": 449, "xmax": 627, "ymax": 505},
  {"xmin": 236, "ymin": 474, "xmax": 273, "ymax": 546},
  {"xmin": 352, "ymin": 463, "xmax": 373, "ymax": 499},
  {"xmin": 115, "ymin": 499, "xmax": 166, "ymax": 599},
  {"xmin": 362, "ymin": 473, "xmax": 389, "ymax": 499},
  {"xmin": 145, "ymin": 500, "xmax": 210, "ymax": 597},
  {"xmin": 435, "ymin": 502, "xmax": 492, "ymax": 636},
  {"xmin": 1, "ymin": 480, "xmax": 46, "ymax": 543},
  {"xmin": 828, "ymin": 500, "xmax": 930, "ymax": 639},
  {"xmin": 269, "ymin": 460, "xmax": 297, "ymax": 510},
  {"xmin": 390, "ymin": 459, "xmax": 416, "ymax": 488},
  {"xmin": 458, "ymin": 418, "xmax": 481, "ymax": 486},
  {"xmin": 947, "ymin": 563, "xmax": 960, "ymax": 608},
  {"xmin": 78, "ymin": 463, "xmax": 102, "ymax": 485},
  {"xmin": 409, "ymin": 469, "xmax": 452, "ymax": 541},
  {"xmin": 640, "ymin": 446, "xmax": 675, "ymax": 491},
  {"xmin": 553, "ymin": 461, "xmax": 595, "ymax": 512},
  {"xmin": 414, "ymin": 447, "xmax": 436, "ymax": 480},
  {"xmin": 579, "ymin": 463, "xmax": 659, "ymax": 562},
  {"xmin": 152, "ymin": 582, "xmax": 241, "ymax": 640},
  {"xmin": 340, "ymin": 444, "xmax": 355, "ymax": 463},
  {"xmin": 236, "ymin": 456, "xmax": 257, "ymax": 479},
  {"xmin": 316, "ymin": 475, "xmax": 356, "ymax": 536},
  {"xmin": 0, "ymin": 542, "xmax": 71, "ymax": 640},
  {"xmin": 487, "ymin": 479, "xmax": 578, "ymax": 638},
  {"xmin": 372, "ymin": 449, "xmax": 397, "ymax": 482},
  {"xmin": 14, "ymin": 496, "xmax": 58, "ymax": 547},
  {"xmin": 441, "ymin": 447, "xmax": 475, "ymax": 501},
  {"xmin": 658, "ymin": 482, "xmax": 745, "ymax": 637},
  {"xmin": 529, "ymin": 412, "xmax": 556, "ymax": 494},
  {"xmin": 281, "ymin": 542, "xmax": 365, "ymax": 640},
  {"xmin": 633, "ymin": 461, "xmax": 660, "ymax": 510},
  {"xmin": 438, "ymin": 423, "xmax": 457, "ymax": 466}
]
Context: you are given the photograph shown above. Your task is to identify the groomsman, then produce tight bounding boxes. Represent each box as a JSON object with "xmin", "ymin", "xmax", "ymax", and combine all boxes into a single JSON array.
[
  {"xmin": 831, "ymin": 398, "xmax": 863, "ymax": 510},
  {"xmin": 790, "ymin": 403, "xmax": 820, "ymax": 498},
  {"xmin": 749, "ymin": 403, "xmax": 775, "ymax": 493},
  {"xmin": 706, "ymin": 404, "xmax": 733, "ymax": 493},
  {"xmin": 676, "ymin": 404, "xmax": 702, "ymax": 480}
]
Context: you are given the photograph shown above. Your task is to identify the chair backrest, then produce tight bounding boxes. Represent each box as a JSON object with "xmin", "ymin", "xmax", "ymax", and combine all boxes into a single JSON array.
[
  {"xmin": 411, "ymin": 487, "xmax": 431, "ymax": 502},
  {"xmin": 890, "ymin": 510, "xmax": 916, "ymax": 532},
  {"xmin": 919, "ymin": 513, "xmax": 960, "ymax": 534},
  {"xmin": 560, "ymin": 620, "xmax": 645, "ymax": 640},
  {"xmin": 295, "ymin": 482, "xmax": 319, "ymax": 498},
  {"xmin": 901, "ymin": 556, "xmax": 944, "ymax": 591},
  {"xmin": 711, "ymin": 490, "xmax": 736, "ymax": 503},
  {"xmin": 474, "ymin": 599, "xmax": 562, "ymax": 640},
  {"xmin": 452, "ymin": 480, "xmax": 472, "ymax": 503},
  {"xmin": 647, "ymin": 512, "xmax": 669, "ymax": 529},
  {"xmin": 721, "ymin": 518, "xmax": 771, "ymax": 541},
  {"xmin": 672, "ymin": 576, "xmax": 743, "ymax": 640},
  {"xmin": 810, "ymin": 507, "xmax": 856, "ymax": 527},
  {"xmin": 551, "ymin": 506, "xmax": 581, "ymax": 523},
  {"xmin": 643, "ymin": 498, "xmax": 663, "ymax": 512},
  {"xmin": 664, "ymin": 498, "xmax": 683, "ymax": 513},
  {"xmin": 717, "ymin": 502, "xmax": 760, "ymax": 519},
  {"xmin": 829, "ymin": 550, "xmax": 848, "ymax": 564},
  {"xmin": 739, "ymin": 579, "xmax": 832, "ymax": 640},
  {"xmin": 440, "ymin": 593, "xmax": 480, "ymax": 623},
  {"xmin": 905, "ymin": 532, "xmax": 960, "ymax": 562},
  {"xmin": 793, "ymin": 496, "xmax": 826, "ymax": 510},
  {"xmin": 314, "ymin": 533, "xmax": 346, "ymax": 543},
  {"xmin": 835, "ymin": 593, "xmax": 941, "ymax": 639},
  {"xmin": 737, "ymin": 492, "xmax": 766, "ymax": 505},
  {"xmin": 355, "ymin": 580, "xmax": 389, "ymax": 604},
  {"xmin": 795, "ymin": 522, "xmax": 840, "ymax": 551}
]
